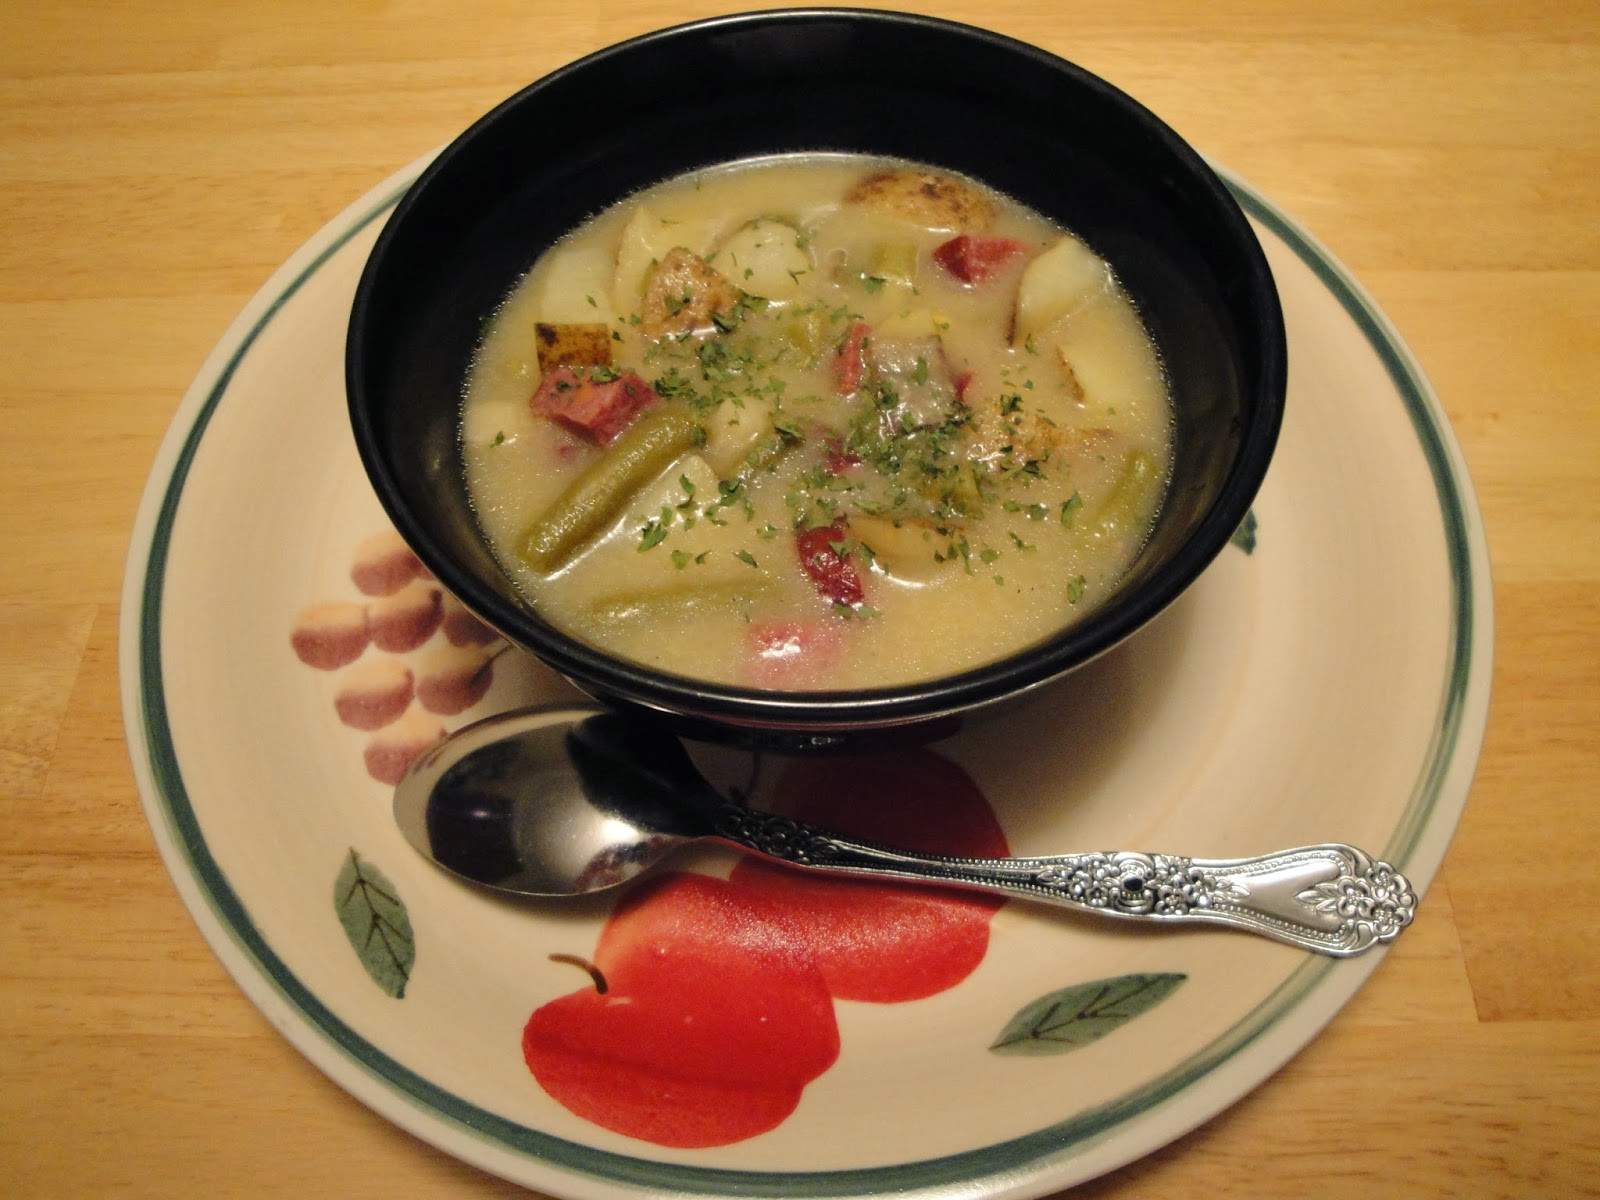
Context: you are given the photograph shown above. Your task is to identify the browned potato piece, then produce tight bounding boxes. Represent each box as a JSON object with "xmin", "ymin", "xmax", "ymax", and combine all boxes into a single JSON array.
[
  {"xmin": 534, "ymin": 322, "xmax": 614, "ymax": 374},
  {"xmin": 963, "ymin": 397, "xmax": 1061, "ymax": 465},
  {"xmin": 639, "ymin": 247, "xmax": 742, "ymax": 338},
  {"xmin": 851, "ymin": 512, "xmax": 958, "ymax": 582},
  {"xmin": 843, "ymin": 169, "xmax": 996, "ymax": 232},
  {"xmin": 963, "ymin": 397, "xmax": 1115, "ymax": 469}
]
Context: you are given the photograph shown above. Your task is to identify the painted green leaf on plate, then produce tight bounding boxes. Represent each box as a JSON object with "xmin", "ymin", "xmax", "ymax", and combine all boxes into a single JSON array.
[
  {"xmin": 334, "ymin": 849, "xmax": 415, "ymax": 998},
  {"xmin": 1230, "ymin": 509, "xmax": 1258, "ymax": 554},
  {"xmin": 990, "ymin": 972, "xmax": 1186, "ymax": 1056}
]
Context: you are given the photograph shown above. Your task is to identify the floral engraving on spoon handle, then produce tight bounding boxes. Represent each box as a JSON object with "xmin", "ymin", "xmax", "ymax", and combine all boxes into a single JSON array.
[
  {"xmin": 714, "ymin": 804, "xmax": 849, "ymax": 867},
  {"xmin": 712, "ymin": 804, "xmax": 1416, "ymax": 958},
  {"xmin": 1012, "ymin": 847, "xmax": 1418, "ymax": 956}
]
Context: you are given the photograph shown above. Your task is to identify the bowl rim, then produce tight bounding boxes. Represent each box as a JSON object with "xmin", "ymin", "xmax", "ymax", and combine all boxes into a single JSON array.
[{"xmin": 347, "ymin": 7, "xmax": 1287, "ymax": 734}]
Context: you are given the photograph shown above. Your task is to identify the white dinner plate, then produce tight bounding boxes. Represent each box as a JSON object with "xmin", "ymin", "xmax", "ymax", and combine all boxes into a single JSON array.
[{"xmin": 121, "ymin": 158, "xmax": 1491, "ymax": 1198}]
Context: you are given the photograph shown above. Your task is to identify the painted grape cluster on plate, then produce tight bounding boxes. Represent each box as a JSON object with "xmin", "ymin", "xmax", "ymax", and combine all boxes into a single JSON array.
[{"xmin": 288, "ymin": 529, "xmax": 509, "ymax": 785}]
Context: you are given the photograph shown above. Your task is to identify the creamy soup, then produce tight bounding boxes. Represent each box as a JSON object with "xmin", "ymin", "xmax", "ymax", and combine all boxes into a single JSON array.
[{"xmin": 462, "ymin": 155, "xmax": 1171, "ymax": 690}]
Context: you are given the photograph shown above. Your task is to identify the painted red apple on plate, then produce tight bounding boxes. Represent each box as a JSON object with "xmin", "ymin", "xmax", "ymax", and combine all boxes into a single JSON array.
[
  {"xmin": 730, "ymin": 748, "xmax": 1011, "ymax": 1002},
  {"xmin": 523, "ymin": 872, "xmax": 840, "ymax": 1148}
]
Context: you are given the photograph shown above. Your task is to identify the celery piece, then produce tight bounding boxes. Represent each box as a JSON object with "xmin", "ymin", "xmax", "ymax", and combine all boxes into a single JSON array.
[
  {"xmin": 736, "ymin": 425, "xmax": 804, "ymax": 481},
  {"xmin": 1092, "ymin": 448, "xmax": 1161, "ymax": 538},
  {"xmin": 872, "ymin": 241, "xmax": 919, "ymax": 284},
  {"xmin": 780, "ymin": 308, "xmax": 826, "ymax": 357},
  {"xmin": 521, "ymin": 406, "xmax": 698, "ymax": 571}
]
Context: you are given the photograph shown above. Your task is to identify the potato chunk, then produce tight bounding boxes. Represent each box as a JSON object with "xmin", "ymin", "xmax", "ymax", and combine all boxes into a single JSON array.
[
  {"xmin": 712, "ymin": 218, "xmax": 812, "ymax": 302},
  {"xmin": 536, "ymin": 241, "xmax": 617, "ymax": 324},
  {"xmin": 612, "ymin": 205, "xmax": 717, "ymax": 315},
  {"xmin": 1012, "ymin": 234, "xmax": 1109, "ymax": 346},
  {"xmin": 960, "ymin": 391, "xmax": 1098, "ymax": 468},
  {"xmin": 638, "ymin": 247, "xmax": 743, "ymax": 339},
  {"xmin": 851, "ymin": 513, "xmax": 956, "ymax": 583},
  {"xmin": 701, "ymin": 398, "xmax": 781, "ymax": 478},
  {"xmin": 865, "ymin": 335, "xmax": 961, "ymax": 432},
  {"xmin": 533, "ymin": 322, "xmax": 613, "ymax": 375},
  {"xmin": 843, "ymin": 169, "xmax": 996, "ymax": 232}
]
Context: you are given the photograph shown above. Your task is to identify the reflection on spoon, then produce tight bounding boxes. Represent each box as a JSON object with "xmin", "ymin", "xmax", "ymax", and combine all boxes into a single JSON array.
[{"xmin": 394, "ymin": 705, "xmax": 1417, "ymax": 957}]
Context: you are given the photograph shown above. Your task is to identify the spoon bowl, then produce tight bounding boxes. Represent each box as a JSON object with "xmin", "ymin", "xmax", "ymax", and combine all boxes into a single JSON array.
[
  {"xmin": 397, "ymin": 706, "xmax": 717, "ymax": 897},
  {"xmin": 397, "ymin": 704, "xmax": 1418, "ymax": 957}
]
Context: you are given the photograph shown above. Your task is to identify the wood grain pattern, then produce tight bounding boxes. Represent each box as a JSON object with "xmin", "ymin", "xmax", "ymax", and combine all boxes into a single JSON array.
[{"xmin": 2, "ymin": 2, "xmax": 1596, "ymax": 1196}]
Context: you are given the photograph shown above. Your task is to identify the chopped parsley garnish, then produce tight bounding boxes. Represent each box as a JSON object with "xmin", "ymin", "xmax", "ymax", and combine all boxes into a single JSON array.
[
  {"xmin": 587, "ymin": 246, "xmax": 1112, "ymax": 596},
  {"xmin": 1060, "ymin": 492, "xmax": 1083, "ymax": 527},
  {"xmin": 653, "ymin": 366, "xmax": 694, "ymax": 399},
  {"xmin": 637, "ymin": 519, "xmax": 668, "ymax": 552},
  {"xmin": 833, "ymin": 602, "xmax": 882, "ymax": 620}
]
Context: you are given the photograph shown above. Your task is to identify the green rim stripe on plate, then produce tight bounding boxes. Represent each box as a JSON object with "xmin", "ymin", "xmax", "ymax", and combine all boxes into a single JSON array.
[
  {"xmin": 133, "ymin": 174, "xmax": 1480, "ymax": 1197},
  {"xmin": 1229, "ymin": 179, "xmax": 1476, "ymax": 868}
]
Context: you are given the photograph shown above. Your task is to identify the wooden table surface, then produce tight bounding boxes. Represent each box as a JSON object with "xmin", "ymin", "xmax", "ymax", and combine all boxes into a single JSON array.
[{"xmin": 3, "ymin": 2, "xmax": 1596, "ymax": 1196}]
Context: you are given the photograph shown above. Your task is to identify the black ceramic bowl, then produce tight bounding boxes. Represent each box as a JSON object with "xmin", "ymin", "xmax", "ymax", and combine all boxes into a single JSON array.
[{"xmin": 347, "ymin": 8, "xmax": 1285, "ymax": 747}]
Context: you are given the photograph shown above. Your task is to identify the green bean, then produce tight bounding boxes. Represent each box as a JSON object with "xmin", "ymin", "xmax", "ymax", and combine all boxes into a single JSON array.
[
  {"xmin": 520, "ymin": 406, "xmax": 698, "ymax": 572},
  {"xmin": 586, "ymin": 579, "xmax": 777, "ymax": 625}
]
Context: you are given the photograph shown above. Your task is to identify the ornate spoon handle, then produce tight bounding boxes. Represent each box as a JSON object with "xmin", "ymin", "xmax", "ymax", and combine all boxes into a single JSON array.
[{"xmin": 713, "ymin": 805, "xmax": 1417, "ymax": 957}]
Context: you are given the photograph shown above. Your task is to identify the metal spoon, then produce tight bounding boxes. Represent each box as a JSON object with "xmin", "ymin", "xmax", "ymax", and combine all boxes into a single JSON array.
[{"xmin": 394, "ymin": 704, "xmax": 1416, "ymax": 957}]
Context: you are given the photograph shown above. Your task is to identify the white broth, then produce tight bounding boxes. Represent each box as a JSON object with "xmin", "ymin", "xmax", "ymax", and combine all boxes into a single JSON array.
[{"xmin": 462, "ymin": 155, "xmax": 1171, "ymax": 690}]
